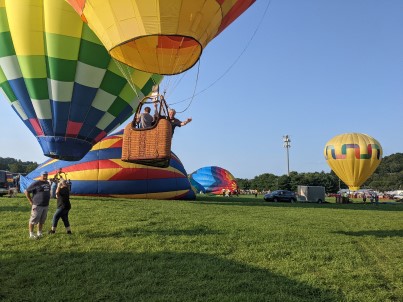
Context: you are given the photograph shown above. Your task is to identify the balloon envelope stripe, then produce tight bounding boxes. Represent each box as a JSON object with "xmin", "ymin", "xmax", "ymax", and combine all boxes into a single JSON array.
[
  {"xmin": 326, "ymin": 143, "xmax": 382, "ymax": 160},
  {"xmin": 44, "ymin": 33, "xmax": 81, "ymax": 61},
  {"xmin": 77, "ymin": 38, "xmax": 110, "ymax": 69},
  {"xmin": 46, "ymin": 56, "xmax": 78, "ymax": 81},
  {"xmin": 0, "ymin": 32, "xmax": 14, "ymax": 57},
  {"xmin": 0, "ymin": 77, "xmax": 17, "ymax": 102},
  {"xmin": 8, "ymin": 78, "xmax": 37, "ymax": 118},
  {"xmin": 217, "ymin": 0, "xmax": 255, "ymax": 35}
]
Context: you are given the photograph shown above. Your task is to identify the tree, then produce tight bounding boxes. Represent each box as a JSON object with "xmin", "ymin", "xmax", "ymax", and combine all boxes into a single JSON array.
[
  {"xmin": 8, "ymin": 163, "xmax": 25, "ymax": 173},
  {"xmin": 25, "ymin": 163, "xmax": 38, "ymax": 174}
]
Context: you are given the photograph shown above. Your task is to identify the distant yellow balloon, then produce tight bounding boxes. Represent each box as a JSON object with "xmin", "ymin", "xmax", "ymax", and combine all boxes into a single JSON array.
[{"xmin": 324, "ymin": 133, "xmax": 382, "ymax": 191}]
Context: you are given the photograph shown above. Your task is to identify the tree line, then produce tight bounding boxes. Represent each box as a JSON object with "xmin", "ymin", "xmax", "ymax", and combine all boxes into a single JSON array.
[
  {"xmin": 1, "ymin": 153, "xmax": 401, "ymax": 192},
  {"xmin": 236, "ymin": 153, "xmax": 403, "ymax": 193},
  {"xmin": 0, "ymin": 157, "xmax": 38, "ymax": 174}
]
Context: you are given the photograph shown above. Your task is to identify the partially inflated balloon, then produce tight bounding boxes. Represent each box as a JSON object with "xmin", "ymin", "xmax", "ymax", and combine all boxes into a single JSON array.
[
  {"xmin": 66, "ymin": 0, "xmax": 255, "ymax": 75},
  {"xmin": 20, "ymin": 130, "xmax": 195, "ymax": 200},
  {"xmin": 324, "ymin": 133, "xmax": 382, "ymax": 191},
  {"xmin": 189, "ymin": 166, "xmax": 238, "ymax": 194},
  {"xmin": 0, "ymin": 0, "xmax": 162, "ymax": 160}
]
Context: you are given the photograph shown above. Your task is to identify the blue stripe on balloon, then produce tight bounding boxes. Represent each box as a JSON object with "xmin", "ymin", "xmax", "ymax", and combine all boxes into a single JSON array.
[
  {"xmin": 70, "ymin": 83, "xmax": 97, "ymax": 121},
  {"xmin": 70, "ymin": 178, "xmax": 190, "ymax": 195},
  {"xmin": 51, "ymin": 101, "xmax": 69, "ymax": 136},
  {"xmin": 38, "ymin": 119, "xmax": 54, "ymax": 135},
  {"xmin": 98, "ymin": 147, "xmax": 121, "ymax": 160},
  {"xmin": 8, "ymin": 78, "xmax": 36, "ymax": 119}
]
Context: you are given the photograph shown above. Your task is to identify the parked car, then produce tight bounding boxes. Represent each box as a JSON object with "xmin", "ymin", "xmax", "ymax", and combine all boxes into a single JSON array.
[
  {"xmin": 263, "ymin": 190, "xmax": 297, "ymax": 203},
  {"xmin": 393, "ymin": 193, "xmax": 403, "ymax": 200}
]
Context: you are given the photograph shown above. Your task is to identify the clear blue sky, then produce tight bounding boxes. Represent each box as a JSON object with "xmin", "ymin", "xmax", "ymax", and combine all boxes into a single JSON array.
[{"xmin": 1, "ymin": 0, "xmax": 402, "ymax": 179}]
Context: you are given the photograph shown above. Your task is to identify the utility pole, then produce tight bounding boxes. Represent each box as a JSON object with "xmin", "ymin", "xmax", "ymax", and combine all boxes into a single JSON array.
[{"xmin": 283, "ymin": 135, "xmax": 291, "ymax": 176}]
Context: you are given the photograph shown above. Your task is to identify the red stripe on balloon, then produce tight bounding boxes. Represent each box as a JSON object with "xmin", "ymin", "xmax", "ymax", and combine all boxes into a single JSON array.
[
  {"xmin": 94, "ymin": 130, "xmax": 107, "ymax": 143},
  {"xmin": 29, "ymin": 118, "xmax": 44, "ymax": 136},
  {"xmin": 217, "ymin": 0, "xmax": 256, "ymax": 35},
  {"xmin": 66, "ymin": 121, "xmax": 83, "ymax": 137}
]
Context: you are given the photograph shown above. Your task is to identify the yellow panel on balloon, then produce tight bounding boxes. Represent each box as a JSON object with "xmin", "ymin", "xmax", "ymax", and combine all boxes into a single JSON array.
[{"xmin": 65, "ymin": 0, "xmax": 256, "ymax": 75}]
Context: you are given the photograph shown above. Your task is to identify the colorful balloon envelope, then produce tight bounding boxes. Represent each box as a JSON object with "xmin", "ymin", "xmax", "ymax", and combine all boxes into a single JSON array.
[
  {"xmin": 20, "ymin": 130, "xmax": 195, "ymax": 200},
  {"xmin": 189, "ymin": 166, "xmax": 238, "ymax": 194},
  {"xmin": 66, "ymin": 0, "xmax": 256, "ymax": 75},
  {"xmin": 324, "ymin": 133, "xmax": 382, "ymax": 191},
  {"xmin": 0, "ymin": 0, "xmax": 162, "ymax": 161}
]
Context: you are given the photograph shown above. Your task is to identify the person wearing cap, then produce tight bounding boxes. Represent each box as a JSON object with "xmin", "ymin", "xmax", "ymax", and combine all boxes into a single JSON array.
[
  {"xmin": 25, "ymin": 171, "xmax": 51, "ymax": 239},
  {"xmin": 48, "ymin": 179, "xmax": 72, "ymax": 235}
]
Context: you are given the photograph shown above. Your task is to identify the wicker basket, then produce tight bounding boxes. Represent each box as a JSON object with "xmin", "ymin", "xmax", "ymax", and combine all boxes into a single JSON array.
[{"xmin": 121, "ymin": 97, "xmax": 172, "ymax": 168}]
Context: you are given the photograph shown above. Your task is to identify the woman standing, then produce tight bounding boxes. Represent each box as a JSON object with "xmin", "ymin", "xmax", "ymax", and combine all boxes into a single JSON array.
[{"xmin": 48, "ymin": 180, "xmax": 72, "ymax": 234}]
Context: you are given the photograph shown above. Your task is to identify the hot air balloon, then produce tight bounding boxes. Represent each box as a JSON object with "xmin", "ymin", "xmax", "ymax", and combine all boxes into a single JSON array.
[
  {"xmin": 189, "ymin": 166, "xmax": 238, "ymax": 194},
  {"xmin": 65, "ymin": 0, "xmax": 256, "ymax": 75},
  {"xmin": 324, "ymin": 133, "xmax": 382, "ymax": 191},
  {"xmin": 20, "ymin": 130, "xmax": 195, "ymax": 200},
  {"xmin": 0, "ymin": 0, "xmax": 162, "ymax": 161}
]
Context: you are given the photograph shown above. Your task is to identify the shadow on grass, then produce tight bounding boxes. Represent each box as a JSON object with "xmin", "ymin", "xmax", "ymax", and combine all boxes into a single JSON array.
[
  {"xmin": 193, "ymin": 196, "xmax": 403, "ymax": 212},
  {"xmin": 0, "ymin": 251, "xmax": 344, "ymax": 302},
  {"xmin": 333, "ymin": 230, "xmax": 403, "ymax": 238},
  {"xmin": 85, "ymin": 226, "xmax": 222, "ymax": 239},
  {"xmin": 0, "ymin": 205, "xmax": 28, "ymax": 212}
]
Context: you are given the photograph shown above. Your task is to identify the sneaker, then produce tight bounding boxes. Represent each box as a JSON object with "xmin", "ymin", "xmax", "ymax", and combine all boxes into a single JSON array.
[
  {"xmin": 29, "ymin": 234, "xmax": 37, "ymax": 240},
  {"xmin": 48, "ymin": 230, "xmax": 55, "ymax": 234},
  {"xmin": 37, "ymin": 233, "xmax": 43, "ymax": 238}
]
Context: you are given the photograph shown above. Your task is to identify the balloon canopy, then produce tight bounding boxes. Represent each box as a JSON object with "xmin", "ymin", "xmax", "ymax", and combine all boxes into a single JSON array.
[
  {"xmin": 324, "ymin": 133, "xmax": 382, "ymax": 191},
  {"xmin": 189, "ymin": 166, "xmax": 238, "ymax": 194},
  {"xmin": 21, "ymin": 130, "xmax": 195, "ymax": 200},
  {"xmin": 0, "ymin": 0, "xmax": 162, "ymax": 161},
  {"xmin": 66, "ymin": 0, "xmax": 256, "ymax": 75}
]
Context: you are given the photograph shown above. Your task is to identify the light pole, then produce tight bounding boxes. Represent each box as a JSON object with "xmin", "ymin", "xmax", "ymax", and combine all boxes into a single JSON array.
[{"xmin": 283, "ymin": 135, "xmax": 291, "ymax": 176}]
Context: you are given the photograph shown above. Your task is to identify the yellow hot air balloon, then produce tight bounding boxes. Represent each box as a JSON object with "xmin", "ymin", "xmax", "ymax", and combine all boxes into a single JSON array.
[
  {"xmin": 324, "ymin": 133, "xmax": 382, "ymax": 191},
  {"xmin": 65, "ymin": 0, "xmax": 256, "ymax": 75}
]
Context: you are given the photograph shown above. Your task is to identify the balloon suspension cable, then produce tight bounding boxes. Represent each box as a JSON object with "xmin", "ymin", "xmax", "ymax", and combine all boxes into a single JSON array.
[
  {"xmin": 160, "ymin": 37, "xmax": 198, "ymax": 103},
  {"xmin": 113, "ymin": 59, "xmax": 140, "ymax": 99},
  {"xmin": 164, "ymin": 49, "xmax": 184, "ymax": 99},
  {"xmin": 172, "ymin": 0, "xmax": 273, "ymax": 105},
  {"xmin": 169, "ymin": 59, "xmax": 200, "ymax": 114}
]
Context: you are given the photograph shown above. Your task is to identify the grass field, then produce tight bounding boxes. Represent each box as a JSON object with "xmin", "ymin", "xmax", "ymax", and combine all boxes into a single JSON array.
[{"xmin": 0, "ymin": 194, "xmax": 402, "ymax": 302}]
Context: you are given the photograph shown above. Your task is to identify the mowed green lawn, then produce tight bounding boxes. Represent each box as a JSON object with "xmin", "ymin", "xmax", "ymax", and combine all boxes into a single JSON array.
[{"xmin": 0, "ymin": 194, "xmax": 402, "ymax": 302}]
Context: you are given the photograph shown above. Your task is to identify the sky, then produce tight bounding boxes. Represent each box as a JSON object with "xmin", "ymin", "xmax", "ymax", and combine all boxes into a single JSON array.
[{"xmin": 0, "ymin": 0, "xmax": 402, "ymax": 179}]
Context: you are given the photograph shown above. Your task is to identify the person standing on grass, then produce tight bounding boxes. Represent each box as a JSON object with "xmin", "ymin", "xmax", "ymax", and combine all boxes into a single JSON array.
[
  {"xmin": 374, "ymin": 193, "xmax": 379, "ymax": 205},
  {"xmin": 25, "ymin": 171, "xmax": 51, "ymax": 239},
  {"xmin": 48, "ymin": 179, "xmax": 72, "ymax": 235}
]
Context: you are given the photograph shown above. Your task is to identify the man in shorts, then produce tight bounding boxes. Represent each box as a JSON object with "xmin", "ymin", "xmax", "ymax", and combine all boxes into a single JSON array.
[{"xmin": 25, "ymin": 171, "xmax": 51, "ymax": 239}]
